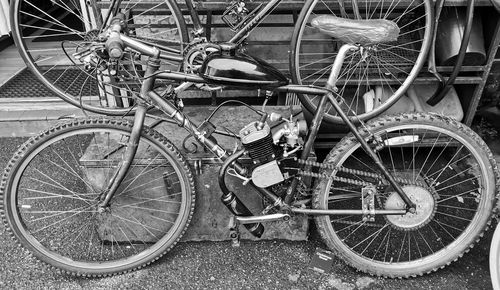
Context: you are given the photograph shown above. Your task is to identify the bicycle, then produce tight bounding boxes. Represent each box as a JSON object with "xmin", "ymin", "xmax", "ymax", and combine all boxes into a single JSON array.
[
  {"xmin": 1, "ymin": 14, "xmax": 498, "ymax": 278},
  {"xmin": 10, "ymin": 0, "xmax": 432, "ymax": 121}
]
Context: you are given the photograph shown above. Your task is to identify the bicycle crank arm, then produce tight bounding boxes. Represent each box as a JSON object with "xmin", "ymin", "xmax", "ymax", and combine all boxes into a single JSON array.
[
  {"xmin": 236, "ymin": 213, "xmax": 291, "ymax": 224},
  {"xmin": 291, "ymin": 208, "xmax": 406, "ymax": 216}
]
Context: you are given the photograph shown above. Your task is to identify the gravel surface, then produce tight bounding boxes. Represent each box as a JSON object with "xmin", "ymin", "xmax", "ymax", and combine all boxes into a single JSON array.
[{"xmin": 0, "ymin": 137, "xmax": 495, "ymax": 289}]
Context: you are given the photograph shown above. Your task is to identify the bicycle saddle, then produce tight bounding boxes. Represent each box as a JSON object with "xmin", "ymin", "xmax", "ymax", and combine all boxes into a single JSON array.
[{"xmin": 311, "ymin": 15, "xmax": 400, "ymax": 45}]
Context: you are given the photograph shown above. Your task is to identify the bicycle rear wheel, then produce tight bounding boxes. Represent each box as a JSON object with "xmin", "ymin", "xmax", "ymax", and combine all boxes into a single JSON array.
[
  {"xmin": 1, "ymin": 118, "xmax": 195, "ymax": 276},
  {"xmin": 314, "ymin": 113, "xmax": 498, "ymax": 277},
  {"xmin": 291, "ymin": 0, "xmax": 432, "ymax": 123},
  {"xmin": 11, "ymin": 0, "xmax": 188, "ymax": 115}
]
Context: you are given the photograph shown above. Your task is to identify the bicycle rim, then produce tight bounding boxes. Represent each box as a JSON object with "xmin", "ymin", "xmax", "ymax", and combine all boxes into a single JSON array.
[
  {"xmin": 1, "ymin": 118, "xmax": 195, "ymax": 276},
  {"xmin": 291, "ymin": 0, "xmax": 432, "ymax": 124},
  {"xmin": 11, "ymin": 0, "xmax": 188, "ymax": 115},
  {"xmin": 314, "ymin": 113, "xmax": 497, "ymax": 277}
]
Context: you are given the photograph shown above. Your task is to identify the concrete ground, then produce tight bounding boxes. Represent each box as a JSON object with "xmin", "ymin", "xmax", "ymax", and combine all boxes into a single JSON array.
[{"xmin": 0, "ymin": 136, "xmax": 496, "ymax": 289}]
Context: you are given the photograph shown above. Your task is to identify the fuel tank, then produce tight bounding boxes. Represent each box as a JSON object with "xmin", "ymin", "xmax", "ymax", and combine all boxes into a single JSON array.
[{"xmin": 199, "ymin": 52, "xmax": 288, "ymax": 89}]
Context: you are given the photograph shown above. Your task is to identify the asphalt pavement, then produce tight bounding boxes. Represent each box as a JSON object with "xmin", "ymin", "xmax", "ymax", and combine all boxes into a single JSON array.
[{"xmin": 0, "ymin": 136, "xmax": 495, "ymax": 289}]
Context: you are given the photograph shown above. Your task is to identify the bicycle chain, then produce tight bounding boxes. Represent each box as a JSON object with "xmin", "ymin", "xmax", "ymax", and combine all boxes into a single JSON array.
[
  {"xmin": 296, "ymin": 159, "xmax": 428, "ymax": 188},
  {"xmin": 297, "ymin": 159, "xmax": 437, "ymax": 227}
]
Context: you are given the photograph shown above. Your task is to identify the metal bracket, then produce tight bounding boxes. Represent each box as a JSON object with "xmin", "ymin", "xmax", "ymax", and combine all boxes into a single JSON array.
[
  {"xmin": 228, "ymin": 216, "xmax": 241, "ymax": 247},
  {"xmin": 361, "ymin": 186, "xmax": 376, "ymax": 222},
  {"xmin": 193, "ymin": 159, "xmax": 203, "ymax": 175}
]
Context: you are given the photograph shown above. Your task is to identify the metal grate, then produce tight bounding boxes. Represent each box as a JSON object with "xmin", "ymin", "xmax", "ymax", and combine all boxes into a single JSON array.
[{"xmin": 0, "ymin": 69, "xmax": 58, "ymax": 98}]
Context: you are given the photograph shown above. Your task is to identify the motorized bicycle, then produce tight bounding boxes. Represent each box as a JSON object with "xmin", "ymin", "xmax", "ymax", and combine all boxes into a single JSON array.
[{"xmin": 1, "ymin": 9, "xmax": 498, "ymax": 278}]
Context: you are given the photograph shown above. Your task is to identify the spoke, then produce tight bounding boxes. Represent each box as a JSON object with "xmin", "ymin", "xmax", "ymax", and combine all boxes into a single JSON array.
[
  {"xmin": 428, "ymin": 223, "xmax": 447, "ymax": 247},
  {"xmin": 119, "ymin": 153, "xmax": 163, "ymax": 193},
  {"xmin": 112, "ymin": 213, "xmax": 162, "ymax": 239},
  {"xmin": 55, "ymin": 221, "xmax": 93, "ymax": 253},
  {"xmin": 148, "ymin": 213, "xmax": 177, "ymax": 224},
  {"xmin": 378, "ymin": 38, "xmax": 425, "ymax": 52},
  {"xmin": 372, "ymin": 227, "xmax": 391, "ymax": 260},
  {"xmin": 384, "ymin": 131, "xmax": 396, "ymax": 173},
  {"xmin": 22, "ymin": 32, "xmax": 85, "ymax": 40},
  {"xmin": 416, "ymin": 228, "xmax": 434, "ymax": 253},
  {"xmin": 117, "ymin": 193, "xmax": 182, "ymax": 208},
  {"xmin": 52, "ymin": 0, "xmax": 93, "ymax": 28},
  {"xmin": 438, "ymin": 188, "xmax": 481, "ymax": 204},
  {"xmin": 319, "ymin": 0, "xmax": 339, "ymax": 17},
  {"xmin": 392, "ymin": 0, "xmax": 419, "ymax": 22},
  {"xmin": 435, "ymin": 175, "xmax": 478, "ymax": 193},
  {"xmin": 397, "ymin": 231, "xmax": 407, "ymax": 262},
  {"xmin": 118, "ymin": 204, "xmax": 180, "ymax": 215},
  {"xmin": 434, "ymin": 219, "xmax": 465, "ymax": 235},
  {"xmin": 22, "ymin": 0, "xmax": 85, "ymax": 36},
  {"xmin": 30, "ymin": 204, "xmax": 94, "ymax": 234},
  {"xmin": 47, "ymin": 148, "xmax": 98, "ymax": 194},
  {"xmin": 384, "ymin": 228, "xmax": 392, "ymax": 262},
  {"xmin": 299, "ymin": 54, "xmax": 337, "ymax": 70},
  {"xmin": 435, "ymin": 211, "xmax": 473, "ymax": 222},
  {"xmin": 428, "ymin": 150, "xmax": 470, "ymax": 179},
  {"xmin": 117, "ymin": 224, "xmax": 137, "ymax": 251},
  {"xmin": 439, "ymin": 204, "xmax": 478, "ymax": 212},
  {"xmin": 435, "ymin": 164, "xmax": 480, "ymax": 188},
  {"xmin": 379, "ymin": 46, "xmax": 418, "ymax": 64},
  {"xmin": 374, "ymin": 57, "xmax": 408, "ymax": 81},
  {"xmin": 385, "ymin": 0, "xmax": 405, "ymax": 20},
  {"xmin": 29, "ymin": 168, "xmax": 90, "ymax": 202},
  {"xmin": 19, "ymin": 11, "xmax": 85, "ymax": 35},
  {"xmin": 302, "ymin": 63, "xmax": 333, "ymax": 83},
  {"xmin": 21, "ymin": 187, "xmax": 95, "ymax": 202},
  {"xmin": 416, "ymin": 131, "xmax": 442, "ymax": 179},
  {"xmin": 358, "ymin": 224, "xmax": 389, "ymax": 254},
  {"xmin": 343, "ymin": 220, "xmax": 368, "ymax": 241}
]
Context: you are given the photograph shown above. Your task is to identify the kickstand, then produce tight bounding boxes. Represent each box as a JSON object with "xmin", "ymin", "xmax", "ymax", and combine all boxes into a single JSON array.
[{"xmin": 228, "ymin": 216, "xmax": 241, "ymax": 247}]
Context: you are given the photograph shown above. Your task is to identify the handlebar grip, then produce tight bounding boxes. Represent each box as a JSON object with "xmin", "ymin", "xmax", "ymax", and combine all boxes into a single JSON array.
[{"xmin": 106, "ymin": 32, "xmax": 124, "ymax": 59}]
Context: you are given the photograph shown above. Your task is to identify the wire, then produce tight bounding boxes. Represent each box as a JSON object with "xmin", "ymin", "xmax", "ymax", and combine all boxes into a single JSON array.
[{"xmin": 206, "ymin": 100, "xmax": 263, "ymax": 122}]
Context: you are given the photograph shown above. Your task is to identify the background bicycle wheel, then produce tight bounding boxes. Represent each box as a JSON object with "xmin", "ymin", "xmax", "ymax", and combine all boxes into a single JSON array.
[{"xmin": 10, "ymin": 0, "xmax": 188, "ymax": 115}]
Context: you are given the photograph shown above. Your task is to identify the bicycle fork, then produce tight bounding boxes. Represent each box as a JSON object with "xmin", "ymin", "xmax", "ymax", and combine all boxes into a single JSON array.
[{"xmin": 98, "ymin": 52, "xmax": 160, "ymax": 210}]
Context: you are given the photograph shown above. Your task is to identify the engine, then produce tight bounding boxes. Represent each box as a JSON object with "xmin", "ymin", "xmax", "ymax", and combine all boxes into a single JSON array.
[{"xmin": 239, "ymin": 115, "xmax": 307, "ymax": 188}]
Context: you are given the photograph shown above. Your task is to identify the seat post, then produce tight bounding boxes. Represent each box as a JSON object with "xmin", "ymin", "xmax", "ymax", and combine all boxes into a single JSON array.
[{"xmin": 326, "ymin": 43, "xmax": 359, "ymax": 91}]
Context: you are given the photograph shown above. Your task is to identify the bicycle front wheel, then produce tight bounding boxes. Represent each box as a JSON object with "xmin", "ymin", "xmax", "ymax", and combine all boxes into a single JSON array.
[
  {"xmin": 11, "ymin": 0, "xmax": 188, "ymax": 115},
  {"xmin": 1, "ymin": 118, "xmax": 195, "ymax": 276},
  {"xmin": 291, "ymin": 0, "xmax": 432, "ymax": 123},
  {"xmin": 314, "ymin": 113, "xmax": 498, "ymax": 277}
]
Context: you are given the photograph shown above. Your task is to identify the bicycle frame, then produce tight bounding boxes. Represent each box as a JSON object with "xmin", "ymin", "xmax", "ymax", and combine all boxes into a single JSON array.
[
  {"xmin": 97, "ymin": 34, "xmax": 416, "ymax": 216},
  {"xmin": 98, "ymin": 0, "xmax": 296, "ymax": 49},
  {"xmin": 95, "ymin": 0, "xmax": 474, "ymax": 108}
]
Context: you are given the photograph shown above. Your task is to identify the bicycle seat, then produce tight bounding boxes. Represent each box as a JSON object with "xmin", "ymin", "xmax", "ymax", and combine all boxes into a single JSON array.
[{"xmin": 311, "ymin": 15, "xmax": 400, "ymax": 45}]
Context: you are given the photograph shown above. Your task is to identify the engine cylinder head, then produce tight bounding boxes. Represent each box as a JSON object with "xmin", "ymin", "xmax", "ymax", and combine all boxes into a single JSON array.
[{"xmin": 240, "ymin": 122, "xmax": 276, "ymax": 164}]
